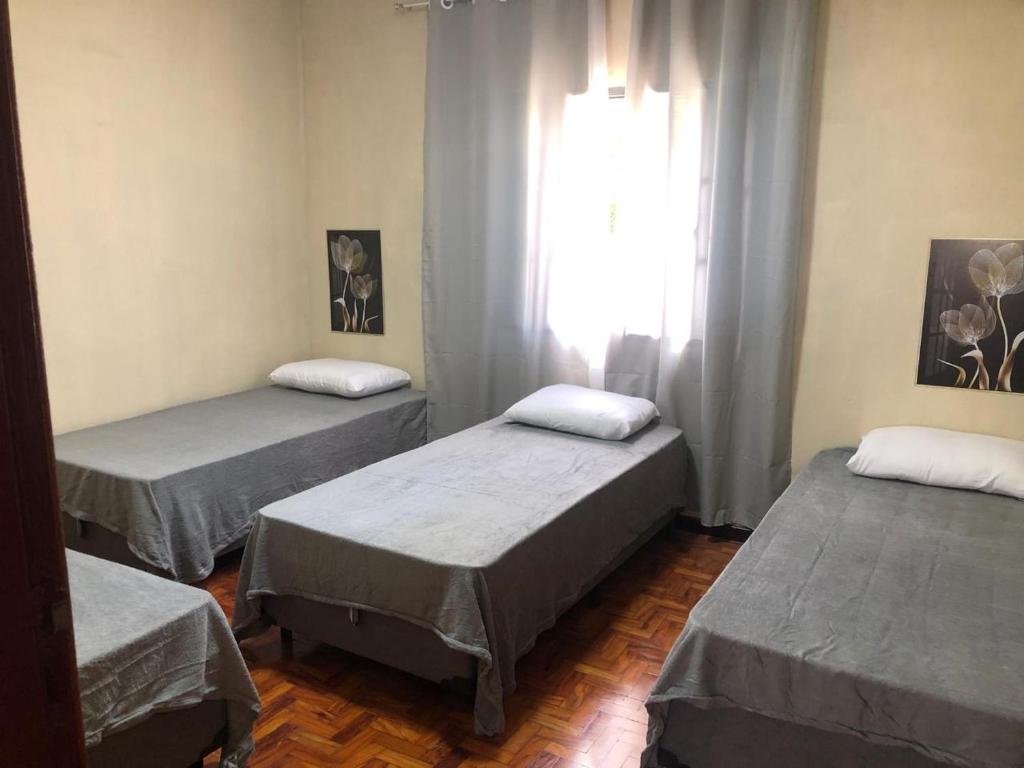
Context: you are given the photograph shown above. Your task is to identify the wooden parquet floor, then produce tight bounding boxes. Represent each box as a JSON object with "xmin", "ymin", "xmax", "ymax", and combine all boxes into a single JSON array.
[{"xmin": 199, "ymin": 527, "xmax": 740, "ymax": 768}]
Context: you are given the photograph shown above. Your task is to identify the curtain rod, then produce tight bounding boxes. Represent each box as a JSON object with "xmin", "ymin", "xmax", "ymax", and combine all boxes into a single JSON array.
[{"xmin": 394, "ymin": 0, "xmax": 510, "ymax": 11}]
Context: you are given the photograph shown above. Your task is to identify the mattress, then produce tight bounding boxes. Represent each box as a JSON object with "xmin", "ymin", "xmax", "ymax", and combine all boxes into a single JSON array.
[
  {"xmin": 644, "ymin": 449, "xmax": 1024, "ymax": 768},
  {"xmin": 56, "ymin": 386, "xmax": 426, "ymax": 582},
  {"xmin": 69, "ymin": 550, "xmax": 260, "ymax": 768},
  {"xmin": 233, "ymin": 417, "xmax": 687, "ymax": 735}
]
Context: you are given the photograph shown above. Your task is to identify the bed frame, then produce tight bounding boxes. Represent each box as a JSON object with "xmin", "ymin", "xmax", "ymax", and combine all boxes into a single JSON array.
[
  {"xmin": 62, "ymin": 514, "xmax": 248, "ymax": 579},
  {"xmin": 265, "ymin": 511, "xmax": 677, "ymax": 694},
  {"xmin": 271, "ymin": 597, "xmax": 477, "ymax": 691},
  {"xmin": 652, "ymin": 702, "xmax": 951, "ymax": 768},
  {"xmin": 85, "ymin": 699, "xmax": 228, "ymax": 768}
]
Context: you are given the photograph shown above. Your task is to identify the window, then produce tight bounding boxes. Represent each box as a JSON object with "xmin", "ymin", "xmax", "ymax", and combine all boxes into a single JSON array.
[{"xmin": 608, "ymin": 85, "xmax": 626, "ymax": 234}]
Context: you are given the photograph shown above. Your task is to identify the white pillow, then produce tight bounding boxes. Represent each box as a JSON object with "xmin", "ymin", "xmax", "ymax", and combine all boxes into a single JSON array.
[
  {"xmin": 847, "ymin": 426, "xmax": 1024, "ymax": 499},
  {"xmin": 269, "ymin": 358, "xmax": 411, "ymax": 399},
  {"xmin": 504, "ymin": 384, "xmax": 659, "ymax": 440}
]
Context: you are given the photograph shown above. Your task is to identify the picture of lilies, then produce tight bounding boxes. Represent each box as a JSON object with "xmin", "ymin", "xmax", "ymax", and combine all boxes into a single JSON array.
[
  {"xmin": 327, "ymin": 230, "xmax": 385, "ymax": 335},
  {"xmin": 917, "ymin": 239, "xmax": 1024, "ymax": 393}
]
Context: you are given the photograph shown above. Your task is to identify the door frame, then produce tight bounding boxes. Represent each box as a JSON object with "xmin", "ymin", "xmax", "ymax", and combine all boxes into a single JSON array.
[{"xmin": 0, "ymin": 0, "xmax": 87, "ymax": 764}]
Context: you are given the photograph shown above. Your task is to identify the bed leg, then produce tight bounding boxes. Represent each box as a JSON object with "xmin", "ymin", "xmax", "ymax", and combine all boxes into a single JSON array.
[{"xmin": 280, "ymin": 626, "xmax": 293, "ymax": 654}]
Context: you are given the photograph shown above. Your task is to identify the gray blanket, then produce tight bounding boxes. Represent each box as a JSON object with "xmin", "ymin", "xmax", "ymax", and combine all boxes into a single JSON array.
[
  {"xmin": 69, "ymin": 550, "xmax": 260, "ymax": 767},
  {"xmin": 233, "ymin": 417, "xmax": 687, "ymax": 735},
  {"xmin": 644, "ymin": 449, "xmax": 1024, "ymax": 768},
  {"xmin": 56, "ymin": 386, "xmax": 426, "ymax": 582}
]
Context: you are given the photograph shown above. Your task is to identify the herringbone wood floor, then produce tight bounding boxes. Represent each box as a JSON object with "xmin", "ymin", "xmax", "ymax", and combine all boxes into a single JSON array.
[{"xmin": 199, "ymin": 527, "xmax": 740, "ymax": 768}]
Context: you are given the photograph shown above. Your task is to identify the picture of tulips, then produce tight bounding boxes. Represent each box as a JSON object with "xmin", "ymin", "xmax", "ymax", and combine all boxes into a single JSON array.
[
  {"xmin": 327, "ymin": 229, "xmax": 385, "ymax": 335},
  {"xmin": 917, "ymin": 239, "xmax": 1024, "ymax": 393}
]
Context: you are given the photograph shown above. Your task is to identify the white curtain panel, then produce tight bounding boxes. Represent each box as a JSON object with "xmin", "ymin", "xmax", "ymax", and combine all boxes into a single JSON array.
[{"xmin": 422, "ymin": 0, "xmax": 818, "ymax": 528}]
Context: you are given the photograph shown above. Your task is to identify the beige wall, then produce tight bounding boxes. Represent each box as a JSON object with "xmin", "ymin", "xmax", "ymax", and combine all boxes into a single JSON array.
[
  {"xmin": 792, "ymin": 0, "xmax": 1024, "ymax": 471},
  {"xmin": 11, "ymin": 0, "xmax": 310, "ymax": 433},
  {"xmin": 15, "ymin": 0, "xmax": 627, "ymax": 427},
  {"xmin": 15, "ymin": 0, "xmax": 1021, "ymax": 458},
  {"xmin": 300, "ymin": 0, "xmax": 428, "ymax": 388}
]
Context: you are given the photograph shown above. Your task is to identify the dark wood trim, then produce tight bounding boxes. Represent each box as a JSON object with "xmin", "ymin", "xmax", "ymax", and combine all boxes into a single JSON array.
[
  {"xmin": 674, "ymin": 514, "xmax": 752, "ymax": 543},
  {"xmin": 0, "ymin": 0, "xmax": 86, "ymax": 764}
]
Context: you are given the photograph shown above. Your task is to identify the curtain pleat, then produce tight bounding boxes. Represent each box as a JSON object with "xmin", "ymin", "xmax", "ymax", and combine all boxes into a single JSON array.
[{"xmin": 619, "ymin": 0, "xmax": 819, "ymax": 527}]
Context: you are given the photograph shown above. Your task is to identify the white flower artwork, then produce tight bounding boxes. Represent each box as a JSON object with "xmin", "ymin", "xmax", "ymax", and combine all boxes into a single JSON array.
[
  {"xmin": 918, "ymin": 239, "xmax": 1024, "ymax": 393},
  {"xmin": 327, "ymin": 230, "xmax": 385, "ymax": 335}
]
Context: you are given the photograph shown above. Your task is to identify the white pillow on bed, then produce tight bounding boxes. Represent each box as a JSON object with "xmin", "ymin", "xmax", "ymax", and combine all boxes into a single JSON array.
[
  {"xmin": 847, "ymin": 426, "xmax": 1024, "ymax": 499},
  {"xmin": 504, "ymin": 384, "xmax": 658, "ymax": 440},
  {"xmin": 269, "ymin": 358, "xmax": 411, "ymax": 398}
]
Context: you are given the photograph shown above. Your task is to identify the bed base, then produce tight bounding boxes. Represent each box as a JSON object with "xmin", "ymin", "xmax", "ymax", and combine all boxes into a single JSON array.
[
  {"xmin": 86, "ymin": 698, "xmax": 227, "ymax": 768},
  {"xmin": 266, "ymin": 511, "xmax": 678, "ymax": 696},
  {"xmin": 652, "ymin": 700, "xmax": 951, "ymax": 768},
  {"xmin": 63, "ymin": 512, "xmax": 247, "ymax": 581},
  {"xmin": 266, "ymin": 594, "xmax": 478, "ymax": 689}
]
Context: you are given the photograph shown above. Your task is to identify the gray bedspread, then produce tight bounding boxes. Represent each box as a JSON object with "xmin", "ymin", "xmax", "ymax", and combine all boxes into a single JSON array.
[
  {"xmin": 69, "ymin": 550, "xmax": 260, "ymax": 767},
  {"xmin": 56, "ymin": 386, "xmax": 426, "ymax": 582},
  {"xmin": 233, "ymin": 417, "xmax": 687, "ymax": 735},
  {"xmin": 644, "ymin": 449, "xmax": 1024, "ymax": 768}
]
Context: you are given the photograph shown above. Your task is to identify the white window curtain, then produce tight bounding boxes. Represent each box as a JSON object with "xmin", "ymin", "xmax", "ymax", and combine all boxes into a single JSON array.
[{"xmin": 423, "ymin": 0, "xmax": 819, "ymax": 528}]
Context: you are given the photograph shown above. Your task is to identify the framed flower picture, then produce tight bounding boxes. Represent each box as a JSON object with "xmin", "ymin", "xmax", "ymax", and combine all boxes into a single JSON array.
[
  {"xmin": 917, "ymin": 238, "xmax": 1023, "ymax": 393},
  {"xmin": 327, "ymin": 229, "xmax": 385, "ymax": 335}
]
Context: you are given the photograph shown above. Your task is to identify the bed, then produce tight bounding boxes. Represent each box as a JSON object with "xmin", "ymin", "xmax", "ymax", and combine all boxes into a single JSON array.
[
  {"xmin": 643, "ymin": 448, "xmax": 1024, "ymax": 768},
  {"xmin": 232, "ymin": 416, "xmax": 687, "ymax": 735},
  {"xmin": 69, "ymin": 549, "xmax": 260, "ymax": 767},
  {"xmin": 57, "ymin": 385, "xmax": 426, "ymax": 582}
]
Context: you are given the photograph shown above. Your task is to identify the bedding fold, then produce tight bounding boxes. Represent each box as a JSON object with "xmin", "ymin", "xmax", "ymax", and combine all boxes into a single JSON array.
[{"xmin": 233, "ymin": 417, "xmax": 687, "ymax": 735}]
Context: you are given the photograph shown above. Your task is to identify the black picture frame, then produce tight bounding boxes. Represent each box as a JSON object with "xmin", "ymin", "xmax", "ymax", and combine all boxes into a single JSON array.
[
  {"xmin": 327, "ymin": 229, "xmax": 385, "ymax": 335},
  {"xmin": 917, "ymin": 238, "xmax": 1024, "ymax": 394}
]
